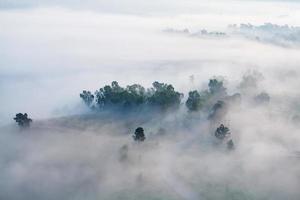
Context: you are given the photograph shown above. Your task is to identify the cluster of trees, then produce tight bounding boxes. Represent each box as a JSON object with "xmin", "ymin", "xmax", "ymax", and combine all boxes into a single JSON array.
[
  {"xmin": 83, "ymin": 77, "xmax": 270, "ymax": 116},
  {"xmin": 164, "ymin": 28, "xmax": 226, "ymax": 37},
  {"xmin": 13, "ymin": 77, "xmax": 271, "ymax": 153},
  {"xmin": 186, "ymin": 78, "xmax": 235, "ymax": 113},
  {"xmin": 81, "ymin": 79, "xmax": 236, "ymax": 113},
  {"xmin": 80, "ymin": 81, "xmax": 183, "ymax": 111}
]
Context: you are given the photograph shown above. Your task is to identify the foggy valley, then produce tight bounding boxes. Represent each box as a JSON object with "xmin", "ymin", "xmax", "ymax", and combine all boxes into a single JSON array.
[{"xmin": 1, "ymin": 0, "xmax": 300, "ymax": 199}]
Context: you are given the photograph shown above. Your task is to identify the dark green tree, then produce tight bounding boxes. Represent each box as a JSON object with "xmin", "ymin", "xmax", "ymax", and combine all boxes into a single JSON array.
[
  {"xmin": 95, "ymin": 81, "xmax": 147, "ymax": 109},
  {"xmin": 186, "ymin": 90, "xmax": 203, "ymax": 111},
  {"xmin": 147, "ymin": 81, "xmax": 183, "ymax": 110},
  {"xmin": 124, "ymin": 84, "xmax": 147, "ymax": 107},
  {"xmin": 133, "ymin": 127, "xmax": 146, "ymax": 142},
  {"xmin": 14, "ymin": 113, "xmax": 32, "ymax": 128},
  {"xmin": 208, "ymin": 79, "xmax": 227, "ymax": 97}
]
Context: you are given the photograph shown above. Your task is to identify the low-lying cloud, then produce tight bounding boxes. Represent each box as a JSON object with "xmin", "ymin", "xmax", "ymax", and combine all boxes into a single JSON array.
[
  {"xmin": 1, "ymin": 1, "xmax": 300, "ymax": 200},
  {"xmin": 164, "ymin": 23, "xmax": 300, "ymax": 47}
]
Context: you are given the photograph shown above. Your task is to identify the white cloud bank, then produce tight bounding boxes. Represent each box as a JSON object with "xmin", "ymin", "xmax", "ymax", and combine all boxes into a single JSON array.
[{"xmin": 1, "ymin": 1, "xmax": 300, "ymax": 199}]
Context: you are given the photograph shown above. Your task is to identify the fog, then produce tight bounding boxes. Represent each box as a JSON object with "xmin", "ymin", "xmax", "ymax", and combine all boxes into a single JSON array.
[{"xmin": 1, "ymin": 0, "xmax": 300, "ymax": 199}]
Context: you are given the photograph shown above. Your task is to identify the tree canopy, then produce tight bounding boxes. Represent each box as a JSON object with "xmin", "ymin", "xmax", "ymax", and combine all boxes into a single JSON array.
[
  {"xmin": 147, "ymin": 81, "xmax": 183, "ymax": 110},
  {"xmin": 185, "ymin": 79, "xmax": 227, "ymax": 112},
  {"xmin": 81, "ymin": 81, "xmax": 183, "ymax": 111},
  {"xmin": 186, "ymin": 90, "xmax": 203, "ymax": 111}
]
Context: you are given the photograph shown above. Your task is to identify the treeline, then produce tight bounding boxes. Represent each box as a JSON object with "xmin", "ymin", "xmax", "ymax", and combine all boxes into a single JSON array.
[
  {"xmin": 80, "ymin": 81, "xmax": 183, "ymax": 111},
  {"xmin": 80, "ymin": 79, "xmax": 241, "ymax": 115}
]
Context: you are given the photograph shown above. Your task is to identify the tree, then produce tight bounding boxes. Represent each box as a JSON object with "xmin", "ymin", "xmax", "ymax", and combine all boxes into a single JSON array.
[
  {"xmin": 80, "ymin": 90, "xmax": 94, "ymax": 107},
  {"xmin": 208, "ymin": 79, "xmax": 227, "ymax": 96},
  {"xmin": 14, "ymin": 113, "xmax": 32, "ymax": 128},
  {"xmin": 215, "ymin": 124, "xmax": 230, "ymax": 140},
  {"xmin": 133, "ymin": 127, "xmax": 146, "ymax": 142},
  {"xmin": 94, "ymin": 81, "xmax": 147, "ymax": 110},
  {"xmin": 147, "ymin": 81, "xmax": 183, "ymax": 110},
  {"xmin": 124, "ymin": 84, "xmax": 147, "ymax": 107},
  {"xmin": 186, "ymin": 90, "xmax": 203, "ymax": 111},
  {"xmin": 185, "ymin": 78, "xmax": 228, "ymax": 112}
]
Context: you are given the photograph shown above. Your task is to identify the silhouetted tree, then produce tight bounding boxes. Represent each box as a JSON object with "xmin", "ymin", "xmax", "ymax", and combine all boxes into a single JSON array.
[
  {"xmin": 133, "ymin": 127, "xmax": 146, "ymax": 142},
  {"xmin": 14, "ymin": 113, "xmax": 32, "ymax": 128},
  {"xmin": 80, "ymin": 90, "xmax": 94, "ymax": 107},
  {"xmin": 215, "ymin": 124, "xmax": 230, "ymax": 140}
]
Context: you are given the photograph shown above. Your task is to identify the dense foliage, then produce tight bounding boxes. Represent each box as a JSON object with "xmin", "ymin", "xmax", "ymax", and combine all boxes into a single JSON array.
[
  {"xmin": 80, "ymin": 81, "xmax": 183, "ymax": 111},
  {"xmin": 185, "ymin": 90, "xmax": 203, "ymax": 111},
  {"xmin": 147, "ymin": 81, "xmax": 183, "ymax": 109}
]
